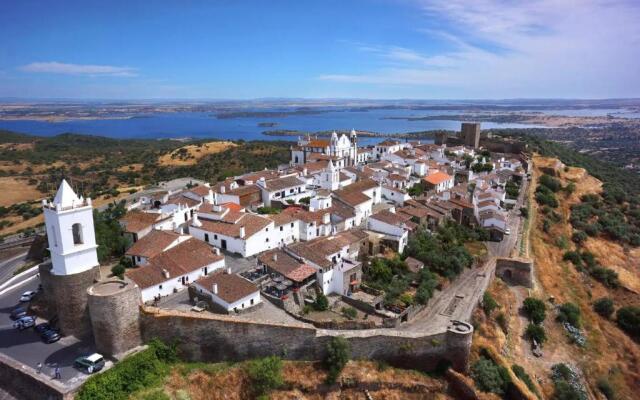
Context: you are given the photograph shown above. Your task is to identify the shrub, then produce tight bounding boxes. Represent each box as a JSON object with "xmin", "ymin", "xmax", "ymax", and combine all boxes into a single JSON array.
[
  {"xmin": 616, "ymin": 306, "xmax": 640, "ymax": 339},
  {"xmin": 77, "ymin": 340, "xmax": 176, "ymax": 400},
  {"xmin": 324, "ymin": 336, "xmax": 350, "ymax": 384},
  {"xmin": 245, "ymin": 356, "xmax": 283, "ymax": 397},
  {"xmin": 313, "ymin": 293, "xmax": 329, "ymax": 311},
  {"xmin": 563, "ymin": 251, "xmax": 582, "ymax": 267},
  {"xmin": 471, "ymin": 357, "xmax": 511, "ymax": 395},
  {"xmin": 572, "ymin": 231, "xmax": 588, "ymax": 245},
  {"xmin": 539, "ymin": 174, "xmax": 562, "ymax": 192},
  {"xmin": 593, "ymin": 298, "xmax": 615, "ymax": 318},
  {"xmin": 557, "ymin": 303, "xmax": 581, "ymax": 328},
  {"xmin": 519, "ymin": 207, "xmax": 529, "ymax": 218},
  {"xmin": 597, "ymin": 378, "xmax": 616, "ymax": 400},
  {"xmin": 341, "ymin": 307, "xmax": 357, "ymax": 320},
  {"xmin": 482, "ymin": 292, "xmax": 498, "ymax": 316},
  {"xmin": 555, "ymin": 235, "xmax": 569, "ymax": 249},
  {"xmin": 525, "ymin": 323, "xmax": 547, "ymax": 343},
  {"xmin": 111, "ymin": 264, "xmax": 125, "ymax": 279},
  {"xmin": 512, "ymin": 364, "xmax": 539, "ymax": 396},
  {"xmin": 522, "ymin": 297, "xmax": 546, "ymax": 324},
  {"xmin": 591, "ymin": 267, "xmax": 619, "ymax": 288}
]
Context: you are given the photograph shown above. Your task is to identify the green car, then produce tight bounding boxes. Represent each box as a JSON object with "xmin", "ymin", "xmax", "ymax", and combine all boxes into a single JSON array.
[{"xmin": 74, "ymin": 353, "xmax": 105, "ymax": 374}]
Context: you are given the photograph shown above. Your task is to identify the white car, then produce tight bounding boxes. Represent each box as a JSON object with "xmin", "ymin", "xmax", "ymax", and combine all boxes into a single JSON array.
[
  {"xmin": 504, "ymin": 228, "xmax": 511, "ymax": 235},
  {"xmin": 19, "ymin": 291, "xmax": 37, "ymax": 302}
]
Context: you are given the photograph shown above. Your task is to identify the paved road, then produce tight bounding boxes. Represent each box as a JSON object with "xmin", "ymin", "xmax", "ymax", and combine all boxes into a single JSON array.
[
  {"xmin": 0, "ymin": 277, "xmax": 97, "ymax": 386},
  {"xmin": 0, "ymin": 252, "xmax": 29, "ymax": 285}
]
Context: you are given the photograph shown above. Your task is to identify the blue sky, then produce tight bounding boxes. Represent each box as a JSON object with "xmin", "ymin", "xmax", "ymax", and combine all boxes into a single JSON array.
[{"xmin": 1, "ymin": 0, "xmax": 639, "ymax": 99}]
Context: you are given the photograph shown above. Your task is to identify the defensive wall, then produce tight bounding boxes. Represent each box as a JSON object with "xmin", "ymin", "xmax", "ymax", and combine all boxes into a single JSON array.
[
  {"xmin": 495, "ymin": 257, "xmax": 533, "ymax": 288},
  {"xmin": 0, "ymin": 352, "xmax": 72, "ymax": 400},
  {"xmin": 140, "ymin": 306, "xmax": 474, "ymax": 373}
]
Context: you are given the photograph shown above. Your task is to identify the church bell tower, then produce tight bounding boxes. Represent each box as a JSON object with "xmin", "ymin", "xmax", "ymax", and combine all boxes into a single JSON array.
[{"xmin": 43, "ymin": 179, "xmax": 99, "ymax": 275}]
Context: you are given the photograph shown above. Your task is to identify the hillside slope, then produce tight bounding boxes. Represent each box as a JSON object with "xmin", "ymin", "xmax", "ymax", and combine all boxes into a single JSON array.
[{"xmin": 472, "ymin": 155, "xmax": 639, "ymax": 400}]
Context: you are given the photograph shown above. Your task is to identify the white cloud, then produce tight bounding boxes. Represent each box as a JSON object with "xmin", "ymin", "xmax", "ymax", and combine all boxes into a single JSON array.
[
  {"xmin": 20, "ymin": 62, "xmax": 137, "ymax": 77},
  {"xmin": 320, "ymin": 0, "xmax": 640, "ymax": 98}
]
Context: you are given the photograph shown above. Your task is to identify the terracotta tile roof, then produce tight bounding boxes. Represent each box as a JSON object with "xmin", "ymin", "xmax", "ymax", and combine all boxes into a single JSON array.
[
  {"xmin": 477, "ymin": 200, "xmax": 498, "ymax": 208},
  {"xmin": 333, "ymin": 190, "xmax": 371, "ymax": 207},
  {"xmin": 262, "ymin": 175, "xmax": 304, "ymax": 191},
  {"xmin": 120, "ymin": 211, "xmax": 171, "ymax": 234},
  {"xmin": 307, "ymin": 139, "xmax": 330, "ymax": 147},
  {"xmin": 125, "ymin": 238, "xmax": 223, "ymax": 289},
  {"xmin": 377, "ymin": 140, "xmax": 400, "ymax": 147},
  {"xmin": 448, "ymin": 198, "xmax": 474, "ymax": 209},
  {"xmin": 194, "ymin": 213, "xmax": 272, "ymax": 239},
  {"xmin": 301, "ymin": 160, "xmax": 329, "ymax": 174},
  {"xmin": 188, "ymin": 185, "xmax": 211, "ymax": 197},
  {"xmin": 125, "ymin": 230, "xmax": 181, "ymax": 258},
  {"xmin": 267, "ymin": 211, "xmax": 298, "ymax": 226},
  {"xmin": 288, "ymin": 230, "xmax": 365, "ymax": 268},
  {"xmin": 387, "ymin": 173, "xmax": 407, "ymax": 181},
  {"xmin": 397, "ymin": 206, "xmax": 430, "ymax": 219},
  {"xmin": 195, "ymin": 272, "xmax": 258, "ymax": 303},
  {"xmin": 370, "ymin": 210, "xmax": 411, "ymax": 227},
  {"xmin": 423, "ymin": 171, "xmax": 452, "ymax": 185},
  {"xmin": 282, "ymin": 207, "xmax": 329, "ymax": 225},
  {"xmin": 238, "ymin": 170, "xmax": 279, "ymax": 183},
  {"xmin": 226, "ymin": 184, "xmax": 261, "ymax": 197},
  {"xmin": 258, "ymin": 250, "xmax": 316, "ymax": 283},
  {"xmin": 165, "ymin": 193, "xmax": 201, "ymax": 208}
]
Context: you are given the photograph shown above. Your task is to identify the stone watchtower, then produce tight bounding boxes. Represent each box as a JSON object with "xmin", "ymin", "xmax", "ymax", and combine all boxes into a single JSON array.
[{"xmin": 39, "ymin": 180, "xmax": 101, "ymax": 338}]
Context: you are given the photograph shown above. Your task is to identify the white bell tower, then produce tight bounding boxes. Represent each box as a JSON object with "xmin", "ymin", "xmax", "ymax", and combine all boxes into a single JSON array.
[
  {"xmin": 320, "ymin": 159, "xmax": 340, "ymax": 191},
  {"xmin": 43, "ymin": 180, "xmax": 99, "ymax": 276}
]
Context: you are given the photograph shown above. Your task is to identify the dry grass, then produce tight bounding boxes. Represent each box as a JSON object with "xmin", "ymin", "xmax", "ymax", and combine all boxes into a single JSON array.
[
  {"xmin": 144, "ymin": 360, "xmax": 449, "ymax": 400},
  {"xmin": 158, "ymin": 141, "xmax": 237, "ymax": 166},
  {"xmin": 0, "ymin": 177, "xmax": 43, "ymax": 206}
]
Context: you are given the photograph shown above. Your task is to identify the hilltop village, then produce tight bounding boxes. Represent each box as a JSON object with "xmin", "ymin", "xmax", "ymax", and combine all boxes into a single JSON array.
[
  {"xmin": 2, "ymin": 122, "xmax": 534, "ymax": 399},
  {"xmin": 111, "ymin": 123, "xmax": 527, "ymax": 309}
]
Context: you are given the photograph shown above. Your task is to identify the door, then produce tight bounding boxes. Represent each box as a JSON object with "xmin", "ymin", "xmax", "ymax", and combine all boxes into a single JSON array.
[{"xmin": 221, "ymin": 240, "xmax": 227, "ymax": 250}]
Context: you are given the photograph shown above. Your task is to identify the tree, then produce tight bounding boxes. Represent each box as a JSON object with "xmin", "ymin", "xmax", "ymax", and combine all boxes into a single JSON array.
[
  {"xmin": 324, "ymin": 336, "xmax": 350, "ymax": 384},
  {"xmin": 525, "ymin": 323, "xmax": 547, "ymax": 343},
  {"xmin": 471, "ymin": 357, "xmax": 511, "ymax": 395},
  {"xmin": 522, "ymin": 297, "xmax": 546, "ymax": 324},
  {"xmin": 482, "ymin": 292, "xmax": 498, "ymax": 316},
  {"xmin": 314, "ymin": 293, "xmax": 329, "ymax": 311},
  {"xmin": 593, "ymin": 298, "xmax": 615, "ymax": 319},
  {"xmin": 557, "ymin": 303, "xmax": 581, "ymax": 328},
  {"xmin": 616, "ymin": 306, "xmax": 640, "ymax": 339},
  {"xmin": 245, "ymin": 356, "xmax": 283, "ymax": 397},
  {"xmin": 572, "ymin": 231, "xmax": 588, "ymax": 245},
  {"xmin": 111, "ymin": 264, "xmax": 125, "ymax": 279}
]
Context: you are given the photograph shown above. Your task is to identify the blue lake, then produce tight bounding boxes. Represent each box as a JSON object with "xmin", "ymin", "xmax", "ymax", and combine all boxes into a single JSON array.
[{"xmin": 0, "ymin": 108, "xmax": 545, "ymax": 145}]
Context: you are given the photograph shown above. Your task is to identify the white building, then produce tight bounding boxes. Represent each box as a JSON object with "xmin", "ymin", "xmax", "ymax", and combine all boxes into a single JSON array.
[
  {"xmin": 42, "ymin": 180, "xmax": 99, "ymax": 276},
  {"xmin": 291, "ymin": 130, "xmax": 358, "ymax": 167},
  {"xmin": 193, "ymin": 270, "xmax": 261, "ymax": 313},
  {"xmin": 125, "ymin": 238, "xmax": 225, "ymax": 303},
  {"xmin": 367, "ymin": 209, "xmax": 413, "ymax": 254}
]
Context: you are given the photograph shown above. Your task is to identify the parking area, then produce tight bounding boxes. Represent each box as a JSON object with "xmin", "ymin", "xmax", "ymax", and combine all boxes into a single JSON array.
[{"xmin": 0, "ymin": 277, "xmax": 101, "ymax": 386}]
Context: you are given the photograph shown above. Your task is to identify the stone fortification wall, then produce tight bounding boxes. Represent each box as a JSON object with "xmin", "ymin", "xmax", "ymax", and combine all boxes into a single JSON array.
[
  {"xmin": 496, "ymin": 257, "xmax": 533, "ymax": 288},
  {"xmin": 39, "ymin": 263, "xmax": 100, "ymax": 338},
  {"xmin": 0, "ymin": 352, "xmax": 72, "ymax": 400},
  {"xmin": 87, "ymin": 279, "xmax": 142, "ymax": 358},
  {"xmin": 140, "ymin": 307, "xmax": 473, "ymax": 372}
]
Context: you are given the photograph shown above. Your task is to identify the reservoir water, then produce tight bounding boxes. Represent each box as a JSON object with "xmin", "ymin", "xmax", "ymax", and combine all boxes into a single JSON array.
[{"xmin": 0, "ymin": 108, "xmax": 546, "ymax": 144}]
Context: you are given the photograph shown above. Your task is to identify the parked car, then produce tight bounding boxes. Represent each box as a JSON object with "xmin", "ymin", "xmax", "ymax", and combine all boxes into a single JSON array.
[
  {"xmin": 10, "ymin": 307, "xmax": 27, "ymax": 320},
  {"xmin": 20, "ymin": 291, "xmax": 37, "ymax": 302},
  {"xmin": 505, "ymin": 228, "xmax": 511, "ymax": 235},
  {"xmin": 14, "ymin": 316, "xmax": 36, "ymax": 330},
  {"xmin": 41, "ymin": 329, "xmax": 61, "ymax": 344},
  {"xmin": 35, "ymin": 322, "xmax": 57, "ymax": 334},
  {"xmin": 74, "ymin": 353, "xmax": 105, "ymax": 374}
]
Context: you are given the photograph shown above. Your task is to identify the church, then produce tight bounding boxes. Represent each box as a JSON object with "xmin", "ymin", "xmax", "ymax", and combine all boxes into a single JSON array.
[{"xmin": 290, "ymin": 130, "xmax": 358, "ymax": 168}]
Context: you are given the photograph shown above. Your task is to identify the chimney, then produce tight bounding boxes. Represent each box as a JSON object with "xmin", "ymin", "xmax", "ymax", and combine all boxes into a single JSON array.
[
  {"xmin": 213, "ymin": 247, "xmax": 220, "ymax": 255},
  {"xmin": 323, "ymin": 213, "xmax": 330, "ymax": 225},
  {"xmin": 220, "ymin": 186, "xmax": 226, "ymax": 194},
  {"xmin": 162, "ymin": 269, "xmax": 170, "ymax": 279},
  {"xmin": 213, "ymin": 204, "xmax": 222, "ymax": 212},
  {"xmin": 226, "ymin": 267, "xmax": 231, "ymax": 274},
  {"xmin": 272, "ymin": 253, "xmax": 278, "ymax": 262},
  {"xmin": 212, "ymin": 283, "xmax": 218, "ymax": 294},
  {"xmin": 239, "ymin": 226, "xmax": 245, "ymax": 238}
]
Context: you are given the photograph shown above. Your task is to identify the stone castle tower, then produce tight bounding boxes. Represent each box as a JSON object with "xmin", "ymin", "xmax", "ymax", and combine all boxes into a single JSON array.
[{"xmin": 39, "ymin": 180, "xmax": 101, "ymax": 338}]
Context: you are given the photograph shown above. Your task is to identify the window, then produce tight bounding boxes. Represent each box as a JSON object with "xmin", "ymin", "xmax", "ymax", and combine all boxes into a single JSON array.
[
  {"xmin": 71, "ymin": 223, "xmax": 83, "ymax": 245},
  {"xmin": 204, "ymin": 233, "xmax": 209, "ymax": 242},
  {"xmin": 280, "ymin": 226, "xmax": 283, "ymax": 231},
  {"xmin": 214, "ymin": 234, "xmax": 218, "ymax": 240},
  {"xmin": 250, "ymin": 299, "xmax": 254, "ymax": 305},
  {"xmin": 266, "ymin": 238, "xmax": 269, "ymax": 242},
  {"xmin": 290, "ymin": 222, "xmax": 294, "ymax": 227},
  {"xmin": 159, "ymin": 285, "xmax": 163, "ymax": 290}
]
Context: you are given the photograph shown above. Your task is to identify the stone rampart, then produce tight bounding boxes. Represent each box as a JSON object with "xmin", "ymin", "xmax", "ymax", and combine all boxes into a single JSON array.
[
  {"xmin": 496, "ymin": 257, "xmax": 533, "ymax": 288},
  {"xmin": 140, "ymin": 307, "xmax": 473, "ymax": 372},
  {"xmin": 39, "ymin": 263, "xmax": 100, "ymax": 338},
  {"xmin": 0, "ymin": 352, "xmax": 72, "ymax": 400},
  {"xmin": 87, "ymin": 279, "xmax": 142, "ymax": 358}
]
